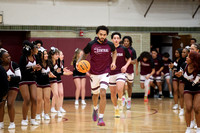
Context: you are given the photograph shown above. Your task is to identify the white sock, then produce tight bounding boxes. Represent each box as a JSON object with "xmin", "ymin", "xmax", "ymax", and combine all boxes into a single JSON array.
[
  {"xmin": 94, "ymin": 106, "xmax": 98, "ymax": 110},
  {"xmin": 114, "ymin": 106, "xmax": 118, "ymax": 110},
  {"xmin": 99, "ymin": 114, "xmax": 104, "ymax": 118},
  {"xmin": 159, "ymin": 91, "xmax": 162, "ymax": 95},
  {"xmin": 10, "ymin": 122, "xmax": 14, "ymax": 125},
  {"xmin": 144, "ymin": 85, "xmax": 148, "ymax": 96},
  {"xmin": 170, "ymin": 91, "xmax": 172, "ymax": 95},
  {"xmin": 118, "ymin": 98, "xmax": 122, "ymax": 101},
  {"xmin": 127, "ymin": 97, "xmax": 131, "ymax": 101}
]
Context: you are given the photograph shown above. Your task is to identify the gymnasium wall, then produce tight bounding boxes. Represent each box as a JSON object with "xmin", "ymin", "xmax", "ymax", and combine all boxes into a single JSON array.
[
  {"xmin": 30, "ymin": 30, "xmax": 150, "ymax": 94},
  {"xmin": 0, "ymin": 0, "xmax": 199, "ymax": 27}
]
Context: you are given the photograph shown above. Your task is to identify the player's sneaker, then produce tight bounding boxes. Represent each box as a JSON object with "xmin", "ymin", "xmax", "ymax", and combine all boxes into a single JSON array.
[
  {"xmin": 115, "ymin": 109, "xmax": 120, "ymax": 118},
  {"xmin": 158, "ymin": 94, "xmax": 162, "ymax": 100},
  {"xmin": 173, "ymin": 104, "xmax": 179, "ymax": 110},
  {"xmin": 179, "ymin": 108, "xmax": 184, "ymax": 116},
  {"xmin": 8, "ymin": 122, "xmax": 15, "ymax": 129},
  {"xmin": 122, "ymin": 96, "xmax": 126, "ymax": 107},
  {"xmin": 144, "ymin": 96, "xmax": 148, "ymax": 102},
  {"xmin": 0, "ymin": 122, "xmax": 4, "ymax": 129},
  {"xmin": 185, "ymin": 127, "xmax": 191, "ymax": 133},
  {"xmin": 126, "ymin": 100, "xmax": 131, "ymax": 110},
  {"xmin": 92, "ymin": 109, "xmax": 98, "ymax": 121},
  {"xmin": 97, "ymin": 118, "xmax": 105, "ymax": 126}
]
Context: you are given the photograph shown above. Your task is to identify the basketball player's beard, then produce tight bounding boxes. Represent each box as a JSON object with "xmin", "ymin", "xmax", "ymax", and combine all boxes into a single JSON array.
[{"xmin": 98, "ymin": 37, "xmax": 105, "ymax": 43}]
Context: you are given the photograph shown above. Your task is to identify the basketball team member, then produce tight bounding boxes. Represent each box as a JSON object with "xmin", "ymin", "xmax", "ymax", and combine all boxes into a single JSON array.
[
  {"xmin": 109, "ymin": 32, "xmax": 131, "ymax": 117},
  {"xmin": 19, "ymin": 40, "xmax": 41, "ymax": 126},
  {"xmin": 136, "ymin": 51, "xmax": 155, "ymax": 102},
  {"xmin": 122, "ymin": 36, "xmax": 137, "ymax": 110},
  {"xmin": 175, "ymin": 51, "xmax": 200, "ymax": 133},
  {"xmin": 71, "ymin": 48, "xmax": 87, "ymax": 105},
  {"xmin": 162, "ymin": 52, "xmax": 173, "ymax": 98},
  {"xmin": 169, "ymin": 48, "xmax": 184, "ymax": 110},
  {"xmin": 190, "ymin": 38, "xmax": 197, "ymax": 45},
  {"xmin": 150, "ymin": 49, "xmax": 164, "ymax": 100},
  {"xmin": 0, "ymin": 49, "xmax": 21, "ymax": 129},
  {"xmin": 36, "ymin": 48, "xmax": 56, "ymax": 120},
  {"xmin": 79, "ymin": 25, "xmax": 117, "ymax": 126}
]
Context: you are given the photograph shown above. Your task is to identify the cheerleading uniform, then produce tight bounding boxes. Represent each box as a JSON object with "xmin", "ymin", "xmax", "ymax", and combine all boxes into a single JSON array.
[
  {"xmin": 73, "ymin": 59, "xmax": 86, "ymax": 79},
  {"xmin": 36, "ymin": 65, "xmax": 51, "ymax": 88},
  {"xmin": 180, "ymin": 63, "xmax": 200, "ymax": 94},
  {"xmin": 19, "ymin": 55, "xmax": 37, "ymax": 86},
  {"xmin": 172, "ymin": 58, "xmax": 184, "ymax": 81},
  {"xmin": 6, "ymin": 61, "xmax": 21, "ymax": 91},
  {"xmin": 0, "ymin": 65, "xmax": 9, "ymax": 102}
]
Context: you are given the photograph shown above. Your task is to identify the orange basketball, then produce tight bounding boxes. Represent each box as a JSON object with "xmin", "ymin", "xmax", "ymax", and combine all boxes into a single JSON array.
[{"xmin": 77, "ymin": 60, "xmax": 90, "ymax": 73}]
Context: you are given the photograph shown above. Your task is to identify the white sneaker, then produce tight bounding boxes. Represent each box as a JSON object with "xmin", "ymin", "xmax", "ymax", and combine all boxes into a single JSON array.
[
  {"xmin": 8, "ymin": 122, "xmax": 15, "ymax": 129},
  {"xmin": 57, "ymin": 111, "xmax": 62, "ymax": 117},
  {"xmin": 197, "ymin": 128, "xmax": 200, "ymax": 133},
  {"xmin": 60, "ymin": 107, "xmax": 66, "ymax": 113},
  {"xmin": 44, "ymin": 114, "xmax": 50, "ymax": 120},
  {"xmin": 21, "ymin": 120, "xmax": 28, "ymax": 126},
  {"xmin": 0, "ymin": 122, "xmax": 4, "ymax": 129},
  {"xmin": 172, "ymin": 104, "xmax": 179, "ymax": 110},
  {"xmin": 42, "ymin": 111, "xmax": 44, "ymax": 118},
  {"xmin": 185, "ymin": 127, "xmax": 191, "ymax": 133},
  {"xmin": 51, "ymin": 107, "xmax": 57, "ymax": 113},
  {"xmin": 195, "ymin": 125, "xmax": 197, "ymax": 129},
  {"xmin": 81, "ymin": 100, "xmax": 86, "ymax": 105},
  {"xmin": 179, "ymin": 108, "xmax": 184, "ymax": 116},
  {"xmin": 36, "ymin": 114, "xmax": 41, "ymax": 120},
  {"xmin": 75, "ymin": 100, "xmax": 79, "ymax": 105},
  {"xmin": 30, "ymin": 119, "xmax": 39, "ymax": 126},
  {"xmin": 190, "ymin": 120, "xmax": 196, "ymax": 128}
]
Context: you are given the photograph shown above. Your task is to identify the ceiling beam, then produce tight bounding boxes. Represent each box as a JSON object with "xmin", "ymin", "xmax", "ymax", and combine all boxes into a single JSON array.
[
  {"xmin": 144, "ymin": 0, "xmax": 154, "ymax": 18},
  {"xmin": 192, "ymin": 4, "xmax": 200, "ymax": 18}
]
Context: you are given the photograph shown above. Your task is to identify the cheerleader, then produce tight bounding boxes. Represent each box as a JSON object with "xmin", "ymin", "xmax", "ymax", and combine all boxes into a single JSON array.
[
  {"xmin": 49, "ymin": 47, "xmax": 72, "ymax": 116},
  {"xmin": 122, "ymin": 36, "xmax": 137, "ymax": 110},
  {"xmin": 0, "ymin": 48, "xmax": 21, "ymax": 129},
  {"xmin": 35, "ymin": 48, "xmax": 56, "ymax": 120},
  {"xmin": 175, "ymin": 51, "xmax": 200, "ymax": 133},
  {"xmin": 71, "ymin": 48, "xmax": 87, "ymax": 105},
  {"xmin": 136, "ymin": 51, "xmax": 155, "ymax": 102},
  {"xmin": 169, "ymin": 48, "xmax": 184, "ymax": 110},
  {"xmin": 178, "ymin": 47, "xmax": 190, "ymax": 116},
  {"xmin": 19, "ymin": 40, "xmax": 41, "ymax": 126},
  {"xmin": 109, "ymin": 32, "xmax": 131, "ymax": 117}
]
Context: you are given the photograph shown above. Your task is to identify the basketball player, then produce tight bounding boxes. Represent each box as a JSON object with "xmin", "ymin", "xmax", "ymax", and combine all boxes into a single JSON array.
[
  {"xmin": 0, "ymin": 48, "xmax": 21, "ymax": 129},
  {"xmin": 136, "ymin": 51, "xmax": 155, "ymax": 102},
  {"xmin": 150, "ymin": 49, "xmax": 164, "ymax": 100},
  {"xmin": 109, "ymin": 32, "xmax": 131, "ymax": 117},
  {"xmin": 162, "ymin": 52, "xmax": 173, "ymax": 98},
  {"xmin": 19, "ymin": 40, "xmax": 41, "ymax": 126},
  {"xmin": 78, "ymin": 25, "xmax": 117, "ymax": 126},
  {"xmin": 122, "ymin": 36, "xmax": 137, "ymax": 110}
]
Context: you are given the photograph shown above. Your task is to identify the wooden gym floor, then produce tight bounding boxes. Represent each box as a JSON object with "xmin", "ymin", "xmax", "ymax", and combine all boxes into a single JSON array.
[{"xmin": 0, "ymin": 98, "xmax": 194, "ymax": 133}]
